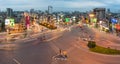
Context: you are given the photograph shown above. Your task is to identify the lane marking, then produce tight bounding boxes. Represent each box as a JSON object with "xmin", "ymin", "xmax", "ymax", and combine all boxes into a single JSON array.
[
  {"xmin": 13, "ymin": 58, "xmax": 21, "ymax": 64},
  {"xmin": 48, "ymin": 35, "xmax": 63, "ymax": 53},
  {"xmin": 45, "ymin": 34, "xmax": 62, "ymax": 42},
  {"xmin": 22, "ymin": 28, "xmax": 65, "ymax": 43},
  {"xmin": 45, "ymin": 29, "xmax": 66, "ymax": 53}
]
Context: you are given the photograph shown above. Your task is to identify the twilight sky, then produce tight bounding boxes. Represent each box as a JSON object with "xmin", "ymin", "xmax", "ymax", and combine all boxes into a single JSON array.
[{"xmin": 0, "ymin": 0, "xmax": 120, "ymax": 12}]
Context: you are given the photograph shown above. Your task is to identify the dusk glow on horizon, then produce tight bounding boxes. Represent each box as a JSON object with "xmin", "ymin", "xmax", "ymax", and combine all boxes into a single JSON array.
[{"xmin": 0, "ymin": 0, "xmax": 120, "ymax": 12}]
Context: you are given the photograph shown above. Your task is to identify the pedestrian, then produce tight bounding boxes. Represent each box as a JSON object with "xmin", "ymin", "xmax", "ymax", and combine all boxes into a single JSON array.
[{"xmin": 59, "ymin": 49, "xmax": 62, "ymax": 55}]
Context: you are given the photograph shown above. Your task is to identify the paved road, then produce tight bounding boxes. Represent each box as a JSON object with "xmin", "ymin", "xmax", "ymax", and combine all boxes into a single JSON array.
[{"xmin": 0, "ymin": 25, "xmax": 120, "ymax": 64}]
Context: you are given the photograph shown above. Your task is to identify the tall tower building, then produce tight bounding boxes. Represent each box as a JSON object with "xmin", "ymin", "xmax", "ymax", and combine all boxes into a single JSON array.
[
  {"xmin": 48, "ymin": 6, "xmax": 53, "ymax": 14},
  {"xmin": 107, "ymin": 9, "xmax": 110, "ymax": 13},
  {"xmin": 30, "ymin": 9, "xmax": 34, "ymax": 13},
  {"xmin": 7, "ymin": 8, "xmax": 13, "ymax": 17}
]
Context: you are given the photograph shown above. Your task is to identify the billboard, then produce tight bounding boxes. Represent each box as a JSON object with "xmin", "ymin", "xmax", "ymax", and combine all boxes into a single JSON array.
[
  {"xmin": 90, "ymin": 18, "xmax": 97, "ymax": 23},
  {"xmin": 65, "ymin": 18, "xmax": 70, "ymax": 22},
  {"xmin": 116, "ymin": 24, "xmax": 120, "ymax": 30},
  {"xmin": 10, "ymin": 18, "xmax": 15, "ymax": 27},
  {"xmin": 5, "ymin": 19, "xmax": 10, "ymax": 25},
  {"xmin": 111, "ymin": 18, "xmax": 118, "ymax": 24}
]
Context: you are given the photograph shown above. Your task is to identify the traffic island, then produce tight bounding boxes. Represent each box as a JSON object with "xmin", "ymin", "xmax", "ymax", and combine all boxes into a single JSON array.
[{"xmin": 87, "ymin": 41, "xmax": 120, "ymax": 55}]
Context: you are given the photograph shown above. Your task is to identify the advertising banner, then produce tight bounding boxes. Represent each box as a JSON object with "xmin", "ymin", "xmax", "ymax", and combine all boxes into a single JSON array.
[
  {"xmin": 65, "ymin": 18, "xmax": 70, "ymax": 22},
  {"xmin": 10, "ymin": 18, "xmax": 15, "ymax": 27},
  {"xmin": 5, "ymin": 19, "xmax": 10, "ymax": 25},
  {"xmin": 111, "ymin": 18, "xmax": 118, "ymax": 24},
  {"xmin": 90, "ymin": 18, "xmax": 97, "ymax": 23},
  {"xmin": 116, "ymin": 24, "xmax": 120, "ymax": 30}
]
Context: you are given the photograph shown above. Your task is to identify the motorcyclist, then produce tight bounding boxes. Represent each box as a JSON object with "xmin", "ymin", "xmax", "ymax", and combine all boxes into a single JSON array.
[{"xmin": 62, "ymin": 50, "xmax": 67, "ymax": 58}]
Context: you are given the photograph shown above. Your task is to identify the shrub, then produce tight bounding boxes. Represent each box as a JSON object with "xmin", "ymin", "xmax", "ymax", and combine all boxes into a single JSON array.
[{"xmin": 87, "ymin": 41, "xmax": 96, "ymax": 48}]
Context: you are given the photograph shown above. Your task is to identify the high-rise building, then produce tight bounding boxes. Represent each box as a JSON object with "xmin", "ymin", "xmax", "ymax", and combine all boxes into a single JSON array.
[
  {"xmin": 107, "ymin": 9, "xmax": 110, "ymax": 13},
  {"xmin": 7, "ymin": 8, "xmax": 13, "ymax": 17},
  {"xmin": 93, "ymin": 8, "xmax": 106, "ymax": 20},
  {"xmin": 30, "ymin": 9, "xmax": 34, "ymax": 13},
  {"xmin": 48, "ymin": 6, "xmax": 53, "ymax": 14}
]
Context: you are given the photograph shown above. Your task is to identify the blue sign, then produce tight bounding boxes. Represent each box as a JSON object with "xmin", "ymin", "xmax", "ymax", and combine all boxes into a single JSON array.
[{"xmin": 111, "ymin": 18, "xmax": 118, "ymax": 24}]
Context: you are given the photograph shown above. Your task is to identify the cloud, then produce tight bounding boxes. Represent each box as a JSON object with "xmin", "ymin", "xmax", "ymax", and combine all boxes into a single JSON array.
[
  {"xmin": 0, "ymin": 0, "xmax": 120, "ymax": 11},
  {"xmin": 65, "ymin": 1, "xmax": 107, "ymax": 8},
  {"xmin": 96, "ymin": 0, "xmax": 120, "ymax": 5},
  {"xmin": 0, "ymin": 0, "xmax": 50, "ymax": 10}
]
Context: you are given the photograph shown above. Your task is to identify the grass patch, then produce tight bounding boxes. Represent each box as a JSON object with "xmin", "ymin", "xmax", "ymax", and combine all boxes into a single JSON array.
[{"xmin": 90, "ymin": 46, "xmax": 120, "ymax": 55}]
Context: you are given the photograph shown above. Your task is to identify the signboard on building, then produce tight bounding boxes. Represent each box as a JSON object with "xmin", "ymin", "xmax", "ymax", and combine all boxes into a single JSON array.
[
  {"xmin": 90, "ymin": 18, "xmax": 97, "ymax": 23},
  {"xmin": 116, "ymin": 24, "xmax": 120, "ymax": 30},
  {"xmin": 5, "ymin": 19, "xmax": 10, "ymax": 25},
  {"xmin": 111, "ymin": 18, "xmax": 118, "ymax": 24},
  {"xmin": 65, "ymin": 18, "xmax": 70, "ymax": 22},
  {"xmin": 10, "ymin": 18, "xmax": 15, "ymax": 27}
]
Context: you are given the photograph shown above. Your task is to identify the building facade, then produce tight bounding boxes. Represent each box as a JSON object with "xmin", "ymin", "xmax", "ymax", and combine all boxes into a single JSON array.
[
  {"xmin": 7, "ymin": 8, "xmax": 13, "ymax": 17},
  {"xmin": 93, "ymin": 8, "xmax": 106, "ymax": 20},
  {"xmin": 48, "ymin": 6, "xmax": 53, "ymax": 14}
]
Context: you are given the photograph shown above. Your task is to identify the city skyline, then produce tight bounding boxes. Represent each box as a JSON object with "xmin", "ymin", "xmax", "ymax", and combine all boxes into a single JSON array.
[{"xmin": 0, "ymin": 0, "xmax": 120, "ymax": 12}]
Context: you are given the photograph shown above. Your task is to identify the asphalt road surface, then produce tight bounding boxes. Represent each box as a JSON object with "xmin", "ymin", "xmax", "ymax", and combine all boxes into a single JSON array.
[{"xmin": 0, "ymin": 25, "xmax": 120, "ymax": 64}]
